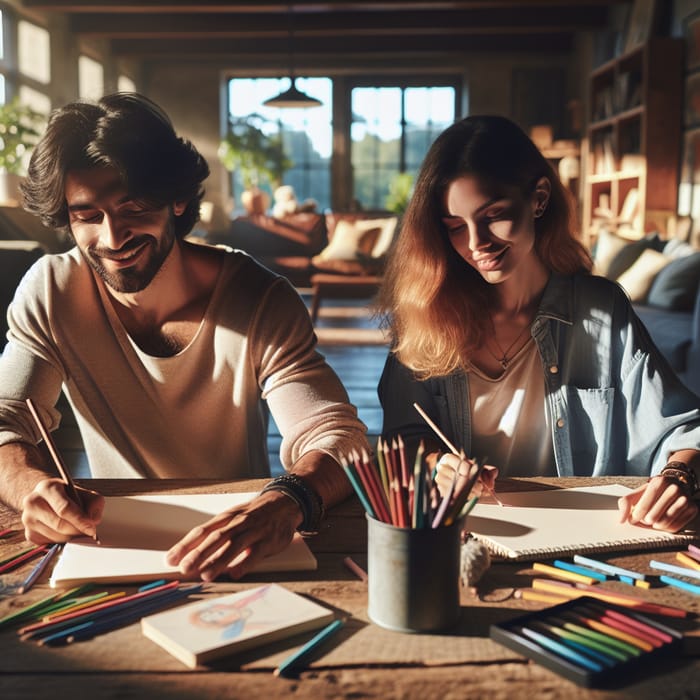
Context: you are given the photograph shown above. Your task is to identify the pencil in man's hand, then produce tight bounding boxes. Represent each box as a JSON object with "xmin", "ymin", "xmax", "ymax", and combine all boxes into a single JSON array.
[{"xmin": 25, "ymin": 398, "xmax": 98, "ymax": 541}]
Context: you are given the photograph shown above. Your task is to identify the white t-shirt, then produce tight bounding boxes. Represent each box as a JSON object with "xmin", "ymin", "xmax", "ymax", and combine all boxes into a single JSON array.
[{"xmin": 469, "ymin": 338, "xmax": 556, "ymax": 477}]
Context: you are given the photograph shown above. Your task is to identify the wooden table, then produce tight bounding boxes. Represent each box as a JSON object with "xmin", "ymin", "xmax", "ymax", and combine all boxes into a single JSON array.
[{"xmin": 1, "ymin": 476, "xmax": 700, "ymax": 699}]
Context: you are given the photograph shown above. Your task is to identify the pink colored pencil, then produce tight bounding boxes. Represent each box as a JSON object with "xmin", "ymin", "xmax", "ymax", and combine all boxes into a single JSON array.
[{"xmin": 343, "ymin": 556, "xmax": 368, "ymax": 582}]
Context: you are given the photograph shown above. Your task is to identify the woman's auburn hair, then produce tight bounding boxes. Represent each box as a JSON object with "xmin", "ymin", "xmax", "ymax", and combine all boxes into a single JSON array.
[{"xmin": 377, "ymin": 115, "xmax": 592, "ymax": 378}]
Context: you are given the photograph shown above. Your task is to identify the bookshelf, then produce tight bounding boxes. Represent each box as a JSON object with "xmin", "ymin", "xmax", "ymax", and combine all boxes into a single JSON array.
[{"xmin": 582, "ymin": 37, "xmax": 683, "ymax": 248}]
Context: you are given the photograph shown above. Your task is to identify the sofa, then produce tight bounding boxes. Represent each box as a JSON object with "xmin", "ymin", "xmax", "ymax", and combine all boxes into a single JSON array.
[
  {"xmin": 200, "ymin": 210, "xmax": 399, "ymax": 291},
  {"xmin": 592, "ymin": 228, "xmax": 700, "ymax": 396}
]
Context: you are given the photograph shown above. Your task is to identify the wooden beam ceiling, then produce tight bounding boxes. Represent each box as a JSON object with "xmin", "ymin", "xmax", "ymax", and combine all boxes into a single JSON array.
[{"xmin": 21, "ymin": 0, "xmax": 627, "ymax": 60}]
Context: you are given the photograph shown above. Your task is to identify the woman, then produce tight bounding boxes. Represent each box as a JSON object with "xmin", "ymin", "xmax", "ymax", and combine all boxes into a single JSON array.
[{"xmin": 377, "ymin": 115, "xmax": 700, "ymax": 533}]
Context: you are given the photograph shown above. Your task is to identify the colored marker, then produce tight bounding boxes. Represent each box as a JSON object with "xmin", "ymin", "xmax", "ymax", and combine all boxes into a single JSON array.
[
  {"xmin": 553, "ymin": 559, "xmax": 608, "ymax": 582},
  {"xmin": 533, "ymin": 562, "xmax": 598, "ymax": 586},
  {"xmin": 274, "ymin": 618, "xmax": 346, "ymax": 677},
  {"xmin": 676, "ymin": 552, "xmax": 700, "ymax": 571},
  {"xmin": 531, "ymin": 578, "xmax": 688, "ymax": 618},
  {"xmin": 649, "ymin": 559, "xmax": 700, "ymax": 581},
  {"xmin": 659, "ymin": 574, "xmax": 700, "ymax": 596},
  {"xmin": 572, "ymin": 555, "xmax": 645, "ymax": 581}
]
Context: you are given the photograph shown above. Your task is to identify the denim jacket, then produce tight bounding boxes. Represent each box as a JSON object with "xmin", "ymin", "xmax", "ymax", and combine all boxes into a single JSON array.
[{"xmin": 379, "ymin": 274, "xmax": 700, "ymax": 478}]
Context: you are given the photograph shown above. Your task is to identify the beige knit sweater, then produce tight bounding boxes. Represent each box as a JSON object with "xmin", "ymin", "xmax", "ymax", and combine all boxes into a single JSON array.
[{"xmin": 0, "ymin": 247, "xmax": 368, "ymax": 478}]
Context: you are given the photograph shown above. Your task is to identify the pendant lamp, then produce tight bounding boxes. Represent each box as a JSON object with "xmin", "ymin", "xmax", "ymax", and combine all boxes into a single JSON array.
[{"xmin": 263, "ymin": 5, "xmax": 322, "ymax": 109}]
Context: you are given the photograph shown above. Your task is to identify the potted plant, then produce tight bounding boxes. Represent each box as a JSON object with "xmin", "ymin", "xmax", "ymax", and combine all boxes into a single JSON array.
[
  {"xmin": 384, "ymin": 172, "xmax": 414, "ymax": 216},
  {"xmin": 0, "ymin": 97, "xmax": 44, "ymax": 205},
  {"xmin": 218, "ymin": 114, "xmax": 292, "ymax": 215}
]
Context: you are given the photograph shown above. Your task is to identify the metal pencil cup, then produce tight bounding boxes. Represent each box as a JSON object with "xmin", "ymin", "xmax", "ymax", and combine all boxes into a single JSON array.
[{"xmin": 366, "ymin": 514, "xmax": 462, "ymax": 633}]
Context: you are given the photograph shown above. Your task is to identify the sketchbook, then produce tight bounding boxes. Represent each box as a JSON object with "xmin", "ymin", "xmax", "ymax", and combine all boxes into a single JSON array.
[
  {"xmin": 141, "ymin": 583, "xmax": 335, "ymax": 668},
  {"xmin": 467, "ymin": 483, "xmax": 698, "ymax": 561},
  {"xmin": 49, "ymin": 493, "xmax": 317, "ymax": 587}
]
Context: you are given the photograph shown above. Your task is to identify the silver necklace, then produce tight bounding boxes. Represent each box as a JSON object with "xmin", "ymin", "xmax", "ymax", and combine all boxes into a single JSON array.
[{"xmin": 484, "ymin": 317, "xmax": 532, "ymax": 370}]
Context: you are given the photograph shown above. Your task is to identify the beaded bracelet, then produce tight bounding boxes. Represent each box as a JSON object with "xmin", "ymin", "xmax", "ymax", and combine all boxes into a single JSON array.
[
  {"xmin": 260, "ymin": 473, "xmax": 325, "ymax": 535},
  {"xmin": 660, "ymin": 461, "xmax": 699, "ymax": 497}
]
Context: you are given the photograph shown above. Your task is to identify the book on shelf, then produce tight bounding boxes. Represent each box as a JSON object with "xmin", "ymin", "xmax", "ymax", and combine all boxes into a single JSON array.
[
  {"xmin": 468, "ymin": 484, "xmax": 697, "ymax": 561},
  {"xmin": 141, "ymin": 583, "xmax": 335, "ymax": 668},
  {"xmin": 49, "ymin": 492, "xmax": 317, "ymax": 587}
]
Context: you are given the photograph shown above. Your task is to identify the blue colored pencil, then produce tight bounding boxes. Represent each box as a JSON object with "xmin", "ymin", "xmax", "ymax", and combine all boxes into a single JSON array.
[
  {"xmin": 552, "ymin": 560, "xmax": 608, "ymax": 582},
  {"xmin": 519, "ymin": 625, "xmax": 603, "ymax": 672},
  {"xmin": 37, "ymin": 584, "xmax": 203, "ymax": 645},
  {"xmin": 340, "ymin": 456, "xmax": 376, "ymax": 519},
  {"xmin": 650, "ymin": 559, "xmax": 700, "ymax": 581},
  {"xmin": 17, "ymin": 543, "xmax": 61, "ymax": 594},
  {"xmin": 274, "ymin": 618, "xmax": 345, "ymax": 677},
  {"xmin": 572, "ymin": 554, "xmax": 645, "ymax": 581},
  {"xmin": 659, "ymin": 574, "xmax": 700, "ymax": 596}
]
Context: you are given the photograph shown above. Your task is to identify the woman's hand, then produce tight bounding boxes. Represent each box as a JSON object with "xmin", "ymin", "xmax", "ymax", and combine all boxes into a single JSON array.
[
  {"xmin": 618, "ymin": 476, "xmax": 698, "ymax": 533},
  {"xmin": 166, "ymin": 489, "xmax": 303, "ymax": 582},
  {"xmin": 433, "ymin": 453, "xmax": 499, "ymax": 501},
  {"xmin": 21, "ymin": 477, "xmax": 103, "ymax": 543}
]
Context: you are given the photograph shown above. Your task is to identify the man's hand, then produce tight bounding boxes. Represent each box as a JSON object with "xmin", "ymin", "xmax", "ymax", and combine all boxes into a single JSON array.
[
  {"xmin": 21, "ymin": 477, "xmax": 103, "ymax": 543},
  {"xmin": 618, "ymin": 476, "xmax": 698, "ymax": 533},
  {"xmin": 166, "ymin": 489, "xmax": 303, "ymax": 582}
]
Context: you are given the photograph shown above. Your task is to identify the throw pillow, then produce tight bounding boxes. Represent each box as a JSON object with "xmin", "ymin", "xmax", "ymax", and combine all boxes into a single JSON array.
[
  {"xmin": 314, "ymin": 219, "xmax": 380, "ymax": 261},
  {"xmin": 606, "ymin": 232, "xmax": 665, "ymax": 280},
  {"xmin": 366, "ymin": 217, "xmax": 399, "ymax": 258},
  {"xmin": 592, "ymin": 228, "xmax": 628, "ymax": 277},
  {"xmin": 647, "ymin": 251, "xmax": 700, "ymax": 311},
  {"xmin": 615, "ymin": 249, "xmax": 671, "ymax": 302}
]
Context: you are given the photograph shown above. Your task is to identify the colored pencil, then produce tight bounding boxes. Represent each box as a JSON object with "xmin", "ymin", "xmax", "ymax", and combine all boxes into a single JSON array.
[
  {"xmin": 375, "ymin": 437, "xmax": 390, "ymax": 500},
  {"xmin": 19, "ymin": 581, "xmax": 182, "ymax": 636},
  {"xmin": 530, "ymin": 620, "xmax": 618, "ymax": 666},
  {"xmin": 688, "ymin": 543, "xmax": 700, "ymax": 561},
  {"xmin": 26, "ymin": 397, "xmax": 99, "ymax": 543},
  {"xmin": 340, "ymin": 456, "xmax": 375, "ymax": 519},
  {"xmin": 343, "ymin": 556, "xmax": 368, "ymax": 582},
  {"xmin": 676, "ymin": 551, "xmax": 700, "ymax": 571},
  {"xmin": 572, "ymin": 555, "xmax": 645, "ymax": 581},
  {"xmin": 659, "ymin": 574, "xmax": 700, "ymax": 596},
  {"xmin": 412, "ymin": 401, "xmax": 503, "ymax": 506},
  {"xmin": 649, "ymin": 559, "xmax": 700, "ymax": 581},
  {"xmin": 26, "ymin": 398, "xmax": 83, "ymax": 508},
  {"xmin": 411, "ymin": 440, "xmax": 425, "ymax": 528},
  {"xmin": 0, "ymin": 545, "xmax": 48, "ymax": 574},
  {"xmin": 519, "ymin": 625, "xmax": 604, "ymax": 672},
  {"xmin": 17, "ymin": 543, "xmax": 61, "ymax": 594},
  {"xmin": 274, "ymin": 618, "xmax": 346, "ymax": 677},
  {"xmin": 530, "ymin": 578, "xmax": 688, "ymax": 618},
  {"xmin": 517, "ymin": 588, "xmax": 569, "ymax": 605},
  {"xmin": 38, "ymin": 585, "xmax": 203, "ymax": 646},
  {"xmin": 553, "ymin": 559, "xmax": 608, "ymax": 582},
  {"xmin": 352, "ymin": 451, "xmax": 388, "ymax": 523},
  {"xmin": 0, "ymin": 528, "xmax": 15, "ymax": 538},
  {"xmin": 533, "ymin": 561, "xmax": 599, "ymax": 586}
]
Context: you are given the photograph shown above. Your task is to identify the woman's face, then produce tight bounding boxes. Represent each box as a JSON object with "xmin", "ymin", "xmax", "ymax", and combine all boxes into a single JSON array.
[{"xmin": 442, "ymin": 174, "xmax": 547, "ymax": 285}]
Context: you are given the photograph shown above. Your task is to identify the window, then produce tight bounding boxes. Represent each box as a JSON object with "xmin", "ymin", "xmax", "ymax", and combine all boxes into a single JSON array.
[
  {"xmin": 351, "ymin": 85, "xmax": 456, "ymax": 209},
  {"xmin": 78, "ymin": 55, "xmax": 104, "ymax": 101},
  {"xmin": 226, "ymin": 77, "xmax": 332, "ymax": 212},
  {"xmin": 18, "ymin": 20, "xmax": 50, "ymax": 85}
]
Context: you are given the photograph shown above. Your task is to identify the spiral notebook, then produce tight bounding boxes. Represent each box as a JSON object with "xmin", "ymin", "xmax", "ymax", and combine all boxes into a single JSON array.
[{"xmin": 468, "ymin": 483, "xmax": 698, "ymax": 561}]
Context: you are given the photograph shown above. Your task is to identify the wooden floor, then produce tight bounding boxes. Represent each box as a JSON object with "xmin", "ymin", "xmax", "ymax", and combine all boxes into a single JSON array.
[{"xmin": 57, "ymin": 291, "xmax": 388, "ymax": 478}]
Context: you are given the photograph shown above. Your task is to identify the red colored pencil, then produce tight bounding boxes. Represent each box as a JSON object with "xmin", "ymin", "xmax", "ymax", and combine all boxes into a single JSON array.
[{"xmin": 0, "ymin": 545, "xmax": 48, "ymax": 574}]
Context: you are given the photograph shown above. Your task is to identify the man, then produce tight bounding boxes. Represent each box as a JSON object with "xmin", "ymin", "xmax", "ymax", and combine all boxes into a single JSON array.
[{"xmin": 0, "ymin": 93, "xmax": 366, "ymax": 581}]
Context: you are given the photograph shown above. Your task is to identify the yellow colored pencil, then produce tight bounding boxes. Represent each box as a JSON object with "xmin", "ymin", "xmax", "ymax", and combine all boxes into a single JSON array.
[
  {"xmin": 676, "ymin": 551, "xmax": 700, "ymax": 572},
  {"xmin": 517, "ymin": 588, "xmax": 569, "ymax": 605},
  {"xmin": 42, "ymin": 592, "xmax": 126, "ymax": 621},
  {"xmin": 532, "ymin": 561, "xmax": 598, "ymax": 585}
]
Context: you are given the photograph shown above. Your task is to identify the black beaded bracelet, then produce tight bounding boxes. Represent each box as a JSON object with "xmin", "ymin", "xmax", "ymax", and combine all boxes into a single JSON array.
[
  {"xmin": 260, "ymin": 473, "xmax": 325, "ymax": 535},
  {"xmin": 660, "ymin": 461, "xmax": 699, "ymax": 497}
]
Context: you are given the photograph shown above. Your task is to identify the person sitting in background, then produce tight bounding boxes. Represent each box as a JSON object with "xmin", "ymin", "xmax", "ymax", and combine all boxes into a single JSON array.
[
  {"xmin": 0, "ymin": 92, "xmax": 367, "ymax": 580},
  {"xmin": 376, "ymin": 114, "xmax": 700, "ymax": 533}
]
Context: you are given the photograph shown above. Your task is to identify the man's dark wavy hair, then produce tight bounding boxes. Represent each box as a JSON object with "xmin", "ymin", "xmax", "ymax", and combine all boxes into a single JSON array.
[{"xmin": 20, "ymin": 92, "xmax": 210, "ymax": 239}]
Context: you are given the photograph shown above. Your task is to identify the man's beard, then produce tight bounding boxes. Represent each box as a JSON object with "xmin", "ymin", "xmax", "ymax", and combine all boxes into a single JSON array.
[{"xmin": 85, "ymin": 222, "xmax": 176, "ymax": 294}]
